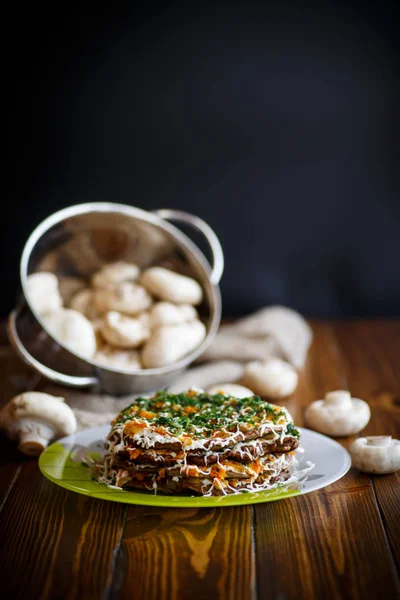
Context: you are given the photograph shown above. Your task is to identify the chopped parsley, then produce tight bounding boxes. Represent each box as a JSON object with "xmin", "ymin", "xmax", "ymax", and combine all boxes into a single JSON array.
[
  {"xmin": 114, "ymin": 390, "xmax": 291, "ymax": 437},
  {"xmin": 285, "ymin": 422, "xmax": 300, "ymax": 438}
]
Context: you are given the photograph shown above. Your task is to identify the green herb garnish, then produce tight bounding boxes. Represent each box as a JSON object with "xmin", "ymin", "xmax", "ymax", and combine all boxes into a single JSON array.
[
  {"xmin": 286, "ymin": 422, "xmax": 300, "ymax": 438},
  {"xmin": 113, "ymin": 391, "xmax": 291, "ymax": 438}
]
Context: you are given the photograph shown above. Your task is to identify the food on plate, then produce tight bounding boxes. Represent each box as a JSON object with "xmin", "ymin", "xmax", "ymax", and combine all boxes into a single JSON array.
[
  {"xmin": 349, "ymin": 436, "xmax": 400, "ymax": 474},
  {"xmin": 94, "ymin": 390, "xmax": 301, "ymax": 496},
  {"xmin": 26, "ymin": 272, "xmax": 63, "ymax": 316},
  {"xmin": 305, "ymin": 390, "xmax": 371, "ymax": 437},
  {"xmin": 242, "ymin": 358, "xmax": 298, "ymax": 398},
  {"xmin": 140, "ymin": 267, "xmax": 203, "ymax": 305},
  {"xmin": 0, "ymin": 391, "xmax": 76, "ymax": 456},
  {"xmin": 42, "ymin": 308, "xmax": 97, "ymax": 358}
]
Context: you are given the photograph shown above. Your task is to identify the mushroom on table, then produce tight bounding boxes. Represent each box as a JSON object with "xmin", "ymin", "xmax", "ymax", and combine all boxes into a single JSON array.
[
  {"xmin": 350, "ymin": 436, "xmax": 400, "ymax": 474},
  {"xmin": 305, "ymin": 390, "xmax": 371, "ymax": 437},
  {"xmin": 0, "ymin": 392, "xmax": 76, "ymax": 456}
]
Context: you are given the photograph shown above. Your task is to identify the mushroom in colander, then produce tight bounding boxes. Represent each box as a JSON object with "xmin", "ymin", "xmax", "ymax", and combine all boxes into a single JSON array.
[{"xmin": 91, "ymin": 261, "xmax": 140, "ymax": 288}]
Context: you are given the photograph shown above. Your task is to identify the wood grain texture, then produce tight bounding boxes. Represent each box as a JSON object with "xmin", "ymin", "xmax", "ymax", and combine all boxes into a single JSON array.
[
  {"xmin": 373, "ymin": 472, "xmax": 400, "ymax": 571},
  {"xmin": 111, "ymin": 505, "xmax": 255, "ymax": 600},
  {"xmin": 255, "ymin": 487, "xmax": 398, "ymax": 600},
  {"xmin": 0, "ymin": 320, "xmax": 399, "ymax": 600},
  {"xmin": 0, "ymin": 346, "xmax": 39, "ymax": 506},
  {"xmin": 254, "ymin": 320, "xmax": 400, "ymax": 599},
  {"xmin": 333, "ymin": 321, "xmax": 400, "ymax": 573},
  {"xmin": 0, "ymin": 460, "xmax": 126, "ymax": 599}
]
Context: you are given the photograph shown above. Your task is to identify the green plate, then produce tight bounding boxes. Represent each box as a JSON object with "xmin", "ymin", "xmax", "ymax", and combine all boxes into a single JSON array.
[{"xmin": 39, "ymin": 426, "xmax": 350, "ymax": 507}]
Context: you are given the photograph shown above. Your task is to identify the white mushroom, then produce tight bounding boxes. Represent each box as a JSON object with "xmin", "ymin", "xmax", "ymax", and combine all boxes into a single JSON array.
[
  {"xmin": 140, "ymin": 267, "xmax": 203, "ymax": 305},
  {"xmin": 242, "ymin": 358, "xmax": 298, "ymax": 398},
  {"xmin": 42, "ymin": 308, "xmax": 97, "ymax": 358},
  {"xmin": 91, "ymin": 261, "xmax": 140, "ymax": 288},
  {"xmin": 206, "ymin": 383, "xmax": 255, "ymax": 398},
  {"xmin": 142, "ymin": 320, "xmax": 206, "ymax": 368},
  {"xmin": 92, "ymin": 282, "xmax": 153, "ymax": 315},
  {"xmin": 70, "ymin": 288, "xmax": 99, "ymax": 320},
  {"xmin": 26, "ymin": 272, "xmax": 63, "ymax": 316},
  {"xmin": 94, "ymin": 345, "xmax": 142, "ymax": 370},
  {"xmin": 137, "ymin": 311, "xmax": 152, "ymax": 329},
  {"xmin": 0, "ymin": 392, "xmax": 76, "ymax": 456},
  {"xmin": 304, "ymin": 390, "xmax": 371, "ymax": 437},
  {"xmin": 350, "ymin": 436, "xmax": 400, "ymax": 474},
  {"xmin": 100, "ymin": 311, "xmax": 151, "ymax": 348},
  {"xmin": 149, "ymin": 302, "xmax": 198, "ymax": 328}
]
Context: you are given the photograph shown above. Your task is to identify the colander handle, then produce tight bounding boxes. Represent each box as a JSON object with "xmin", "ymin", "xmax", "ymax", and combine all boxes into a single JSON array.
[
  {"xmin": 153, "ymin": 209, "xmax": 224, "ymax": 285},
  {"xmin": 8, "ymin": 309, "xmax": 98, "ymax": 389}
]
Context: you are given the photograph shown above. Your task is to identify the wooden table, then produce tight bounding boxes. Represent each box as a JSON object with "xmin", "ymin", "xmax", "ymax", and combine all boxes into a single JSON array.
[{"xmin": 1, "ymin": 320, "xmax": 399, "ymax": 599}]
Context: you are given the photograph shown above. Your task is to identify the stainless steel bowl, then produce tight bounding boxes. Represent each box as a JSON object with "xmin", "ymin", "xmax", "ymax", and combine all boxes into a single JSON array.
[{"xmin": 8, "ymin": 203, "xmax": 223, "ymax": 395}]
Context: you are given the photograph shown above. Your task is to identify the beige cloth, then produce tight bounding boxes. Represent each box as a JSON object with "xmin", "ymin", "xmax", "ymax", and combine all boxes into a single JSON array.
[
  {"xmin": 37, "ymin": 305, "xmax": 312, "ymax": 430},
  {"xmin": 199, "ymin": 306, "xmax": 312, "ymax": 369}
]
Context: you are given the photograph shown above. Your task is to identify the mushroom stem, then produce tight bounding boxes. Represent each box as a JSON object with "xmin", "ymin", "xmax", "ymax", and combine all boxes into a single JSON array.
[
  {"xmin": 17, "ymin": 421, "xmax": 56, "ymax": 457},
  {"xmin": 324, "ymin": 390, "xmax": 352, "ymax": 407},
  {"xmin": 366, "ymin": 436, "xmax": 392, "ymax": 448}
]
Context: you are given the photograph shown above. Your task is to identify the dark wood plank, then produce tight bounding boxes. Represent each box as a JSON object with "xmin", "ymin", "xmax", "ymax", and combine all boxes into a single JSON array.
[
  {"xmin": 111, "ymin": 505, "xmax": 255, "ymax": 600},
  {"xmin": 254, "ymin": 321, "xmax": 400, "ymax": 600},
  {"xmin": 373, "ymin": 471, "xmax": 400, "ymax": 571},
  {"xmin": 333, "ymin": 321, "xmax": 400, "ymax": 571},
  {"xmin": 362, "ymin": 321, "xmax": 400, "ymax": 385},
  {"xmin": 0, "ymin": 460, "xmax": 126, "ymax": 599},
  {"xmin": 255, "ymin": 486, "xmax": 397, "ymax": 600},
  {"xmin": 332, "ymin": 322, "xmax": 400, "ymax": 436},
  {"xmin": 0, "ymin": 346, "xmax": 41, "ymax": 507},
  {"xmin": 0, "ymin": 437, "xmax": 23, "ymax": 511}
]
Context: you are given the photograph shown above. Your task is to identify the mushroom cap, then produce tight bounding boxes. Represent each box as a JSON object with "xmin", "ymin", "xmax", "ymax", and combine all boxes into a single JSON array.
[
  {"xmin": 94, "ymin": 345, "xmax": 142, "ymax": 370},
  {"xmin": 141, "ymin": 320, "xmax": 206, "ymax": 368},
  {"xmin": 26, "ymin": 272, "xmax": 63, "ymax": 316},
  {"xmin": 100, "ymin": 311, "xmax": 151, "ymax": 348},
  {"xmin": 70, "ymin": 288, "xmax": 99, "ymax": 320},
  {"xmin": 350, "ymin": 436, "xmax": 400, "ymax": 474},
  {"xmin": 243, "ymin": 358, "xmax": 298, "ymax": 398},
  {"xmin": 305, "ymin": 390, "xmax": 371, "ymax": 437},
  {"xmin": 140, "ymin": 267, "xmax": 203, "ymax": 305},
  {"xmin": 42, "ymin": 308, "xmax": 97, "ymax": 358},
  {"xmin": 149, "ymin": 302, "xmax": 198, "ymax": 328},
  {"xmin": 0, "ymin": 392, "xmax": 77, "ymax": 439},
  {"xmin": 206, "ymin": 383, "xmax": 255, "ymax": 398},
  {"xmin": 92, "ymin": 261, "xmax": 140, "ymax": 288},
  {"xmin": 92, "ymin": 282, "xmax": 153, "ymax": 315}
]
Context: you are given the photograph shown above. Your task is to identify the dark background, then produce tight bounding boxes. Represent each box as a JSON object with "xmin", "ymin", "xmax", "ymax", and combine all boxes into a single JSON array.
[{"xmin": 6, "ymin": 2, "xmax": 400, "ymax": 317}]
